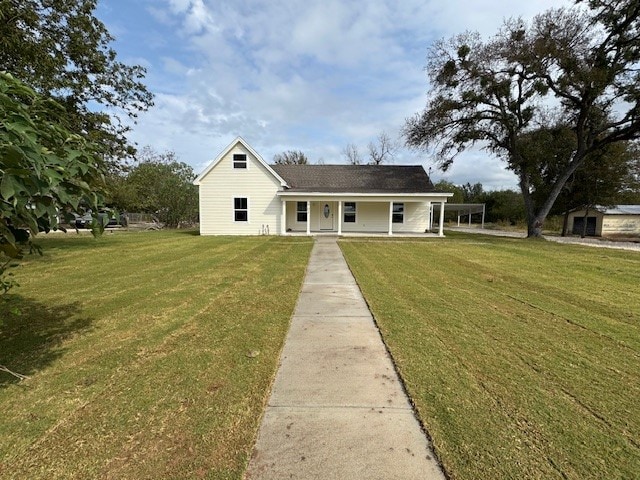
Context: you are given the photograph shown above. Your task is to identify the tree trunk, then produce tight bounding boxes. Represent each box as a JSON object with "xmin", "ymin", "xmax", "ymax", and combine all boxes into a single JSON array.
[
  {"xmin": 519, "ymin": 173, "xmax": 545, "ymax": 238},
  {"xmin": 581, "ymin": 207, "xmax": 590, "ymax": 238},
  {"xmin": 527, "ymin": 216, "xmax": 545, "ymax": 237},
  {"xmin": 519, "ymin": 152, "xmax": 589, "ymax": 239},
  {"xmin": 561, "ymin": 211, "xmax": 569, "ymax": 237}
]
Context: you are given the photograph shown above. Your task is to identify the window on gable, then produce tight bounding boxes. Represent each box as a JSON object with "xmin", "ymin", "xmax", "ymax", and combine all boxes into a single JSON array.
[
  {"xmin": 296, "ymin": 201, "xmax": 307, "ymax": 222},
  {"xmin": 233, "ymin": 154, "xmax": 247, "ymax": 169},
  {"xmin": 234, "ymin": 197, "xmax": 248, "ymax": 222},
  {"xmin": 392, "ymin": 203, "xmax": 404, "ymax": 223},
  {"xmin": 344, "ymin": 202, "xmax": 356, "ymax": 223}
]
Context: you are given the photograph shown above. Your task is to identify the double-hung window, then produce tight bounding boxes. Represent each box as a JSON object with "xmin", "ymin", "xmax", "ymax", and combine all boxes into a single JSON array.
[
  {"xmin": 344, "ymin": 202, "xmax": 356, "ymax": 223},
  {"xmin": 233, "ymin": 154, "xmax": 247, "ymax": 169},
  {"xmin": 392, "ymin": 203, "xmax": 404, "ymax": 223},
  {"xmin": 234, "ymin": 197, "xmax": 248, "ymax": 222},
  {"xmin": 296, "ymin": 202, "xmax": 308, "ymax": 222}
]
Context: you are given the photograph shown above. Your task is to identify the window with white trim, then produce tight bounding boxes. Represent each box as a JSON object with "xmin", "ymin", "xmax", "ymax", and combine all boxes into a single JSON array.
[
  {"xmin": 233, "ymin": 154, "xmax": 247, "ymax": 169},
  {"xmin": 234, "ymin": 197, "xmax": 248, "ymax": 221},
  {"xmin": 392, "ymin": 203, "xmax": 404, "ymax": 223},
  {"xmin": 296, "ymin": 202, "xmax": 307, "ymax": 222},
  {"xmin": 344, "ymin": 202, "xmax": 356, "ymax": 223}
]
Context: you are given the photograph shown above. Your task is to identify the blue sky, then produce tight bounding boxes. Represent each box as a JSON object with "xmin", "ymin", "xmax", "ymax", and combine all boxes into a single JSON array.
[{"xmin": 96, "ymin": 0, "xmax": 570, "ymax": 189}]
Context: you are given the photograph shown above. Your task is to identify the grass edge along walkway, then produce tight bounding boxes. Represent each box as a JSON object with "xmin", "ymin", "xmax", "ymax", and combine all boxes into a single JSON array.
[
  {"xmin": 340, "ymin": 234, "xmax": 640, "ymax": 480},
  {"xmin": 0, "ymin": 231, "xmax": 313, "ymax": 480}
]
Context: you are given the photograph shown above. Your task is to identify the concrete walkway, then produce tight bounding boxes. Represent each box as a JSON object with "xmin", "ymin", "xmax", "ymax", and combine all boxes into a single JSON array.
[{"xmin": 245, "ymin": 237, "xmax": 445, "ymax": 480}]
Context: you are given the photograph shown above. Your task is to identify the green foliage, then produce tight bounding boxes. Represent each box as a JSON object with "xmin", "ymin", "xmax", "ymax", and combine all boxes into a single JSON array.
[
  {"xmin": 517, "ymin": 128, "xmax": 638, "ymax": 215},
  {"xmin": 405, "ymin": 1, "xmax": 640, "ymax": 237},
  {"xmin": 461, "ymin": 182, "xmax": 484, "ymax": 203},
  {"xmin": 273, "ymin": 150, "xmax": 309, "ymax": 164},
  {"xmin": 433, "ymin": 180, "xmax": 463, "ymax": 203},
  {"xmin": 433, "ymin": 180, "xmax": 526, "ymax": 224},
  {"xmin": 483, "ymin": 189, "xmax": 525, "ymax": 224},
  {"xmin": 0, "ymin": 0, "xmax": 153, "ymax": 163},
  {"xmin": 107, "ymin": 148, "xmax": 198, "ymax": 228},
  {"xmin": 0, "ymin": 72, "xmax": 106, "ymax": 295}
]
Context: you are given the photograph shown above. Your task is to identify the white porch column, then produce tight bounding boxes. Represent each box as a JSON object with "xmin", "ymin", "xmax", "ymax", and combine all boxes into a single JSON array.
[
  {"xmin": 429, "ymin": 202, "xmax": 434, "ymax": 231},
  {"xmin": 338, "ymin": 201, "xmax": 342, "ymax": 235},
  {"xmin": 468, "ymin": 208, "xmax": 472, "ymax": 226},
  {"xmin": 281, "ymin": 200, "xmax": 287, "ymax": 235},
  {"xmin": 438, "ymin": 201, "xmax": 445, "ymax": 237},
  {"xmin": 388, "ymin": 201, "xmax": 393, "ymax": 235},
  {"xmin": 306, "ymin": 201, "xmax": 311, "ymax": 235},
  {"xmin": 482, "ymin": 204, "xmax": 486, "ymax": 229}
]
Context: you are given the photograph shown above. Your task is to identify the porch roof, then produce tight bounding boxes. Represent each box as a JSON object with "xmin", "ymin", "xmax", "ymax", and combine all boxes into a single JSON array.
[{"xmin": 271, "ymin": 164, "xmax": 441, "ymax": 194}]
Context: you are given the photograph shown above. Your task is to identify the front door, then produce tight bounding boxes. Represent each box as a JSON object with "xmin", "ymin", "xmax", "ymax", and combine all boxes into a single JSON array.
[{"xmin": 319, "ymin": 202, "xmax": 335, "ymax": 230}]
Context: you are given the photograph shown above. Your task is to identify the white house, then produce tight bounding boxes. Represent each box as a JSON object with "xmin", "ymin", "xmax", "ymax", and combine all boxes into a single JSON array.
[{"xmin": 193, "ymin": 137, "xmax": 453, "ymax": 236}]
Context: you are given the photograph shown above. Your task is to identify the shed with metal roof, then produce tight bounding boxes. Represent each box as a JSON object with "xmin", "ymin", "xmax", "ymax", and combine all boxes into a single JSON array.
[{"xmin": 566, "ymin": 205, "xmax": 640, "ymax": 236}]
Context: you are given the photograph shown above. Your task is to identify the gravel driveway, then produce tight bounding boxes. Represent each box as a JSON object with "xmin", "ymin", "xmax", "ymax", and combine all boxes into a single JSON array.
[{"xmin": 447, "ymin": 226, "xmax": 640, "ymax": 252}]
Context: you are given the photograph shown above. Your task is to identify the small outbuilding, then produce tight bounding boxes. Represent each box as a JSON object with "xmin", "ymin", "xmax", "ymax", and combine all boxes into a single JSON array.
[{"xmin": 566, "ymin": 205, "xmax": 640, "ymax": 236}]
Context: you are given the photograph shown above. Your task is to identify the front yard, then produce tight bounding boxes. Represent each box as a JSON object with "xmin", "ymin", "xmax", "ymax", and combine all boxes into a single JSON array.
[
  {"xmin": 340, "ymin": 233, "xmax": 640, "ymax": 480},
  {"xmin": 2, "ymin": 230, "xmax": 638, "ymax": 479},
  {"xmin": 0, "ymin": 231, "xmax": 312, "ymax": 479}
]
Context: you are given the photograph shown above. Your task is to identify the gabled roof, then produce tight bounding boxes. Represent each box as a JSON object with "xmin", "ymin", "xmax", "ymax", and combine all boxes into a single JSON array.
[
  {"xmin": 568, "ymin": 205, "xmax": 640, "ymax": 215},
  {"xmin": 271, "ymin": 164, "xmax": 436, "ymax": 194},
  {"xmin": 596, "ymin": 205, "xmax": 640, "ymax": 215},
  {"xmin": 193, "ymin": 136, "xmax": 287, "ymax": 186}
]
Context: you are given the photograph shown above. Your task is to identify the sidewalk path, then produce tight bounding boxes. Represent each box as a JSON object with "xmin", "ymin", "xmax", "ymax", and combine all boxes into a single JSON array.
[{"xmin": 245, "ymin": 237, "xmax": 445, "ymax": 480}]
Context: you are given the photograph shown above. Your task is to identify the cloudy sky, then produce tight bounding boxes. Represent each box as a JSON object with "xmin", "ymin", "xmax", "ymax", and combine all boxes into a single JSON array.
[{"xmin": 97, "ymin": 0, "xmax": 571, "ymax": 189}]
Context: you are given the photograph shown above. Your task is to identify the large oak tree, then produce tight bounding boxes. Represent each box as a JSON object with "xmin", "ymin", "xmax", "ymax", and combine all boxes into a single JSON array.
[
  {"xmin": 0, "ymin": 0, "xmax": 153, "ymax": 165},
  {"xmin": 404, "ymin": 0, "xmax": 640, "ymax": 237}
]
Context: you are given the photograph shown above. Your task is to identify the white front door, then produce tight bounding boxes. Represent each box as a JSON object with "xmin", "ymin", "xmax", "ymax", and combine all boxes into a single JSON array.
[{"xmin": 319, "ymin": 202, "xmax": 335, "ymax": 230}]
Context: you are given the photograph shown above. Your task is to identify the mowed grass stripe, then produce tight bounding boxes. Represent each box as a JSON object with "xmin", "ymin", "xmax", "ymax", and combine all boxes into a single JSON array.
[
  {"xmin": 340, "ymin": 235, "xmax": 640, "ymax": 480},
  {"xmin": 0, "ymin": 231, "xmax": 312, "ymax": 479}
]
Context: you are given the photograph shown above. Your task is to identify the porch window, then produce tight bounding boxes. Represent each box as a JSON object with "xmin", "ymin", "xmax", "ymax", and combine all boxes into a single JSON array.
[
  {"xmin": 392, "ymin": 203, "xmax": 404, "ymax": 223},
  {"xmin": 344, "ymin": 202, "xmax": 356, "ymax": 223},
  {"xmin": 296, "ymin": 201, "xmax": 307, "ymax": 222},
  {"xmin": 234, "ymin": 197, "xmax": 248, "ymax": 221},
  {"xmin": 233, "ymin": 154, "xmax": 247, "ymax": 169}
]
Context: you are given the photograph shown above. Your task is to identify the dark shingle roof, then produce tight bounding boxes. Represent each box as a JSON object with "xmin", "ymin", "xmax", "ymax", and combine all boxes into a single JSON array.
[{"xmin": 271, "ymin": 165, "xmax": 435, "ymax": 193}]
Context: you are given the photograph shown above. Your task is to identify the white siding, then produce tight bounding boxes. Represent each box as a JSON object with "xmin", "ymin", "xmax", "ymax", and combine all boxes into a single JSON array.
[
  {"xmin": 341, "ymin": 202, "xmax": 388, "ymax": 232},
  {"xmin": 285, "ymin": 201, "xmax": 309, "ymax": 231},
  {"xmin": 312, "ymin": 201, "xmax": 429, "ymax": 233},
  {"xmin": 393, "ymin": 202, "xmax": 430, "ymax": 233},
  {"xmin": 602, "ymin": 215, "xmax": 640, "ymax": 235},
  {"xmin": 283, "ymin": 200, "xmax": 432, "ymax": 233},
  {"xmin": 198, "ymin": 143, "xmax": 282, "ymax": 235}
]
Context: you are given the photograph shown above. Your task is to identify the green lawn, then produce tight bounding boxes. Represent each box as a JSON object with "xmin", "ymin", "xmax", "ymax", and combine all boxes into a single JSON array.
[
  {"xmin": 340, "ymin": 233, "xmax": 640, "ymax": 480},
  {"xmin": 0, "ymin": 231, "xmax": 312, "ymax": 479}
]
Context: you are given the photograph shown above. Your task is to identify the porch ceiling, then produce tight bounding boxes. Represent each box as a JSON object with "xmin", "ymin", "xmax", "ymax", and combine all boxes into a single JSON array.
[{"xmin": 277, "ymin": 192, "xmax": 452, "ymax": 202}]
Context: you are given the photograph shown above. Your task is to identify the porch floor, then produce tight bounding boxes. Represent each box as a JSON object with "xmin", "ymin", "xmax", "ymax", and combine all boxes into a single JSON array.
[{"xmin": 285, "ymin": 230, "xmax": 443, "ymax": 238}]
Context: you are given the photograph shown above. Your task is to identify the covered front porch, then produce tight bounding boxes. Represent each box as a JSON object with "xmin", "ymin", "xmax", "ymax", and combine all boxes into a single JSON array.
[{"xmin": 278, "ymin": 193, "xmax": 450, "ymax": 236}]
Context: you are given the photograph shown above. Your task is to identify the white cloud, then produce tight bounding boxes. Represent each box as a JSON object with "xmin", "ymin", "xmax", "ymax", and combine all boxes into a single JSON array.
[{"xmin": 117, "ymin": 0, "xmax": 573, "ymax": 189}]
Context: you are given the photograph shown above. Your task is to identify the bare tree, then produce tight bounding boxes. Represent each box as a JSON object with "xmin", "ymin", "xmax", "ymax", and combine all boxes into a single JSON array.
[
  {"xmin": 368, "ymin": 132, "xmax": 398, "ymax": 165},
  {"xmin": 273, "ymin": 150, "xmax": 308, "ymax": 164},
  {"xmin": 342, "ymin": 143, "xmax": 362, "ymax": 165}
]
